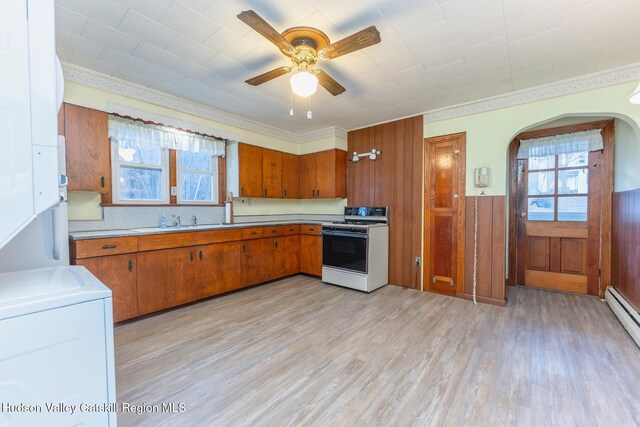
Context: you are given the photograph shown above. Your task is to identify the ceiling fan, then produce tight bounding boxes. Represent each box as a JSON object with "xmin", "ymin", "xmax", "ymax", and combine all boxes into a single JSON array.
[{"xmin": 237, "ymin": 10, "xmax": 381, "ymax": 97}]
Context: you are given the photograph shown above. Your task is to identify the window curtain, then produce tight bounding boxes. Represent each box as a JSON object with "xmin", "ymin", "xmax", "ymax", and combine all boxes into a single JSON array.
[
  {"xmin": 108, "ymin": 115, "xmax": 227, "ymax": 156},
  {"xmin": 517, "ymin": 129, "xmax": 603, "ymax": 159}
]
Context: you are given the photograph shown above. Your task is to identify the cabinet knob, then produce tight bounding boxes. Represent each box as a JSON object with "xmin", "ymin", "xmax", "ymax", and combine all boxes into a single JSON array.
[
  {"xmin": 128, "ymin": 260, "xmax": 133, "ymax": 271},
  {"xmin": 317, "ymin": 189, "xmax": 320, "ymax": 197},
  {"xmin": 250, "ymin": 231, "xmax": 257, "ymax": 235},
  {"xmin": 102, "ymin": 244, "xmax": 117, "ymax": 249},
  {"xmin": 284, "ymin": 190, "xmax": 287, "ymax": 197},
  {"xmin": 190, "ymin": 252, "xmax": 194, "ymax": 261},
  {"xmin": 264, "ymin": 189, "xmax": 267, "ymax": 196},
  {"xmin": 242, "ymin": 245, "xmax": 246, "ymax": 253},
  {"xmin": 100, "ymin": 176, "xmax": 105, "ymax": 188},
  {"xmin": 241, "ymin": 187, "xmax": 244, "ymax": 195},
  {"xmin": 199, "ymin": 250, "xmax": 203, "ymax": 260},
  {"xmin": 275, "ymin": 241, "xmax": 278, "ymax": 248}
]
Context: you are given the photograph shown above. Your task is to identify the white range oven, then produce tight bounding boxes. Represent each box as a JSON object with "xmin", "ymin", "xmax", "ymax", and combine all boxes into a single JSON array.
[{"xmin": 321, "ymin": 207, "xmax": 389, "ymax": 292}]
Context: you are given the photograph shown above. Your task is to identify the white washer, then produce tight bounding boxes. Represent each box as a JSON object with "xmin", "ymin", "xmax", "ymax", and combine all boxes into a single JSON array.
[{"xmin": 0, "ymin": 266, "xmax": 116, "ymax": 426}]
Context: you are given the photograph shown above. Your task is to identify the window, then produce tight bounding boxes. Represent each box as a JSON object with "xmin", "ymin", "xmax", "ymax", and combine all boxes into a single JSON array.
[
  {"xmin": 109, "ymin": 115, "xmax": 227, "ymax": 205},
  {"xmin": 527, "ymin": 151, "xmax": 589, "ymax": 222},
  {"xmin": 177, "ymin": 151, "xmax": 219, "ymax": 204},
  {"xmin": 112, "ymin": 139, "xmax": 170, "ymax": 203}
]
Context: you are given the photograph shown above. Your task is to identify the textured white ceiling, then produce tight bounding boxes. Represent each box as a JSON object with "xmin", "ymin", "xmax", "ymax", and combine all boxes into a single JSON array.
[{"xmin": 55, "ymin": 0, "xmax": 640, "ymax": 134}]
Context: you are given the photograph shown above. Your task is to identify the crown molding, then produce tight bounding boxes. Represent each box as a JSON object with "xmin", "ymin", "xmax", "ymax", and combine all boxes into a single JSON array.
[
  {"xmin": 422, "ymin": 62, "xmax": 640, "ymax": 124},
  {"xmin": 62, "ymin": 62, "xmax": 342, "ymax": 144}
]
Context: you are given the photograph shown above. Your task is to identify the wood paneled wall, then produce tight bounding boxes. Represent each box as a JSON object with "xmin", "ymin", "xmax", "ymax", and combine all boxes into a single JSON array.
[
  {"xmin": 612, "ymin": 188, "xmax": 640, "ymax": 312},
  {"xmin": 463, "ymin": 196, "xmax": 506, "ymax": 306},
  {"xmin": 347, "ymin": 116, "xmax": 423, "ymax": 289}
]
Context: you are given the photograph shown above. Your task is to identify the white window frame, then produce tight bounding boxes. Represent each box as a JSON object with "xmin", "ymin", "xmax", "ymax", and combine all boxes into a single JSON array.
[
  {"xmin": 111, "ymin": 139, "xmax": 170, "ymax": 204},
  {"xmin": 176, "ymin": 150, "xmax": 219, "ymax": 205}
]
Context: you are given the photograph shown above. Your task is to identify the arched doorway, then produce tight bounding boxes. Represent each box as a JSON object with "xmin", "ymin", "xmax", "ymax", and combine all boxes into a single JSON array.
[{"xmin": 506, "ymin": 118, "xmax": 615, "ymax": 297}]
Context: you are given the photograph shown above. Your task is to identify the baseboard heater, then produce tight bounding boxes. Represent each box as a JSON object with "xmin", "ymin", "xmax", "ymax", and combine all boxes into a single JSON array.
[{"xmin": 605, "ymin": 286, "xmax": 640, "ymax": 348}]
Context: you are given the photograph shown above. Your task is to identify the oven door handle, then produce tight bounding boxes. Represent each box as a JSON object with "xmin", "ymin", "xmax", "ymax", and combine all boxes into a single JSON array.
[{"xmin": 322, "ymin": 231, "xmax": 368, "ymax": 238}]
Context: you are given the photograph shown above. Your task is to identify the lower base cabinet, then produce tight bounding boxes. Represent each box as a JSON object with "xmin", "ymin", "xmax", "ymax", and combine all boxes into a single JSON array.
[
  {"xmin": 137, "ymin": 247, "xmax": 197, "ymax": 315},
  {"xmin": 76, "ymin": 254, "xmax": 138, "ymax": 322},
  {"xmin": 274, "ymin": 235, "xmax": 300, "ymax": 278},
  {"xmin": 300, "ymin": 235, "xmax": 322, "ymax": 276},
  {"xmin": 241, "ymin": 238, "xmax": 274, "ymax": 286},
  {"xmin": 196, "ymin": 242, "xmax": 243, "ymax": 299}
]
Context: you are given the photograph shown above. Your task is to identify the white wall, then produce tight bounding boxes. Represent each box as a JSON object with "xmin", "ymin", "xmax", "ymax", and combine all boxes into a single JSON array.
[{"xmin": 614, "ymin": 118, "xmax": 640, "ymax": 192}]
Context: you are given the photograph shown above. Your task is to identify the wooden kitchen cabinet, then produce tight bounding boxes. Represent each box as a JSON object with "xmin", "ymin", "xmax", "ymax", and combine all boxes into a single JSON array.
[
  {"xmin": 64, "ymin": 103, "xmax": 111, "ymax": 192},
  {"xmin": 299, "ymin": 227, "xmax": 322, "ymax": 276},
  {"xmin": 76, "ymin": 254, "xmax": 138, "ymax": 322},
  {"xmin": 196, "ymin": 241, "xmax": 243, "ymax": 299},
  {"xmin": 238, "ymin": 143, "xmax": 263, "ymax": 197},
  {"xmin": 137, "ymin": 247, "xmax": 197, "ymax": 315},
  {"xmin": 274, "ymin": 235, "xmax": 300, "ymax": 278},
  {"xmin": 282, "ymin": 153, "xmax": 299, "ymax": 199},
  {"xmin": 241, "ymin": 238, "xmax": 274, "ymax": 286},
  {"xmin": 299, "ymin": 149, "xmax": 347, "ymax": 198},
  {"xmin": 262, "ymin": 148, "xmax": 282, "ymax": 198}
]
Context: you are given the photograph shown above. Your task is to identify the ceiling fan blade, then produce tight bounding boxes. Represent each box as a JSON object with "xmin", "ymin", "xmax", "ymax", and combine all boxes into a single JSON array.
[
  {"xmin": 237, "ymin": 10, "xmax": 296, "ymax": 56},
  {"xmin": 246, "ymin": 66, "xmax": 292, "ymax": 86},
  {"xmin": 315, "ymin": 70, "xmax": 346, "ymax": 96},
  {"xmin": 318, "ymin": 26, "xmax": 381, "ymax": 60}
]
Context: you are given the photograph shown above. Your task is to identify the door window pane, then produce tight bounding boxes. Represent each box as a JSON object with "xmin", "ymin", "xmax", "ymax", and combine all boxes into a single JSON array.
[
  {"xmin": 558, "ymin": 168, "xmax": 588, "ymax": 194},
  {"xmin": 528, "ymin": 197, "xmax": 555, "ymax": 221},
  {"xmin": 117, "ymin": 140, "xmax": 161, "ymax": 165},
  {"xmin": 558, "ymin": 196, "xmax": 588, "ymax": 221},
  {"xmin": 558, "ymin": 151, "xmax": 588, "ymax": 168},
  {"xmin": 181, "ymin": 172, "xmax": 213, "ymax": 202},
  {"xmin": 528, "ymin": 155, "xmax": 555, "ymax": 170},
  {"xmin": 119, "ymin": 166, "xmax": 163, "ymax": 200},
  {"xmin": 528, "ymin": 171, "xmax": 555, "ymax": 196}
]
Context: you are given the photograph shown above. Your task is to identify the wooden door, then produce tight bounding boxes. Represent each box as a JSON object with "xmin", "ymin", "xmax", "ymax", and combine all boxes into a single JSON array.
[
  {"xmin": 273, "ymin": 235, "xmax": 300, "ymax": 278},
  {"xmin": 76, "ymin": 254, "xmax": 137, "ymax": 322},
  {"xmin": 299, "ymin": 153, "xmax": 317, "ymax": 198},
  {"xmin": 516, "ymin": 150, "xmax": 602, "ymax": 294},
  {"xmin": 241, "ymin": 238, "xmax": 274, "ymax": 286},
  {"xmin": 262, "ymin": 149, "xmax": 282, "ymax": 198},
  {"xmin": 195, "ymin": 242, "xmax": 243, "ymax": 299},
  {"xmin": 238, "ymin": 143, "xmax": 263, "ymax": 197},
  {"xmin": 282, "ymin": 153, "xmax": 299, "ymax": 199},
  {"xmin": 64, "ymin": 103, "xmax": 111, "ymax": 192},
  {"xmin": 424, "ymin": 133, "xmax": 465, "ymax": 296},
  {"xmin": 137, "ymin": 247, "xmax": 196, "ymax": 315},
  {"xmin": 300, "ymin": 235, "xmax": 322, "ymax": 276}
]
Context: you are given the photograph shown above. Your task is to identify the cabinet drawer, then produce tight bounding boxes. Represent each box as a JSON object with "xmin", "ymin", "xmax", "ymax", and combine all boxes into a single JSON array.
[
  {"xmin": 73, "ymin": 237, "xmax": 138, "ymax": 259},
  {"xmin": 299, "ymin": 224, "xmax": 322, "ymax": 236},
  {"xmin": 264, "ymin": 226, "xmax": 281, "ymax": 236},
  {"xmin": 278, "ymin": 225, "xmax": 300, "ymax": 235},
  {"xmin": 241, "ymin": 227, "xmax": 264, "ymax": 239}
]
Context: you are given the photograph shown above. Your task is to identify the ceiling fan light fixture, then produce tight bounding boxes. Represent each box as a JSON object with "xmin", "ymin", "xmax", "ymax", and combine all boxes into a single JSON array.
[
  {"xmin": 629, "ymin": 82, "xmax": 640, "ymax": 104},
  {"xmin": 290, "ymin": 70, "xmax": 318, "ymax": 97}
]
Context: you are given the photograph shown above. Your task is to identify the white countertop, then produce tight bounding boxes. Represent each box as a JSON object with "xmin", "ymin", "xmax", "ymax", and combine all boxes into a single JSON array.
[{"xmin": 69, "ymin": 220, "xmax": 325, "ymax": 240}]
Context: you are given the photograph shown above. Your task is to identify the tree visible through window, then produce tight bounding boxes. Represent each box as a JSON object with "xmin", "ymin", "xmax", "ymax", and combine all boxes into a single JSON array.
[
  {"xmin": 527, "ymin": 151, "xmax": 588, "ymax": 221},
  {"xmin": 115, "ymin": 139, "xmax": 168, "ymax": 203},
  {"xmin": 177, "ymin": 151, "xmax": 218, "ymax": 203}
]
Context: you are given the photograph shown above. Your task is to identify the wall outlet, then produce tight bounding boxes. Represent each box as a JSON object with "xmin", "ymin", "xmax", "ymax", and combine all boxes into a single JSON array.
[
  {"xmin": 415, "ymin": 257, "xmax": 421, "ymax": 266},
  {"xmin": 170, "ymin": 186, "xmax": 177, "ymax": 196}
]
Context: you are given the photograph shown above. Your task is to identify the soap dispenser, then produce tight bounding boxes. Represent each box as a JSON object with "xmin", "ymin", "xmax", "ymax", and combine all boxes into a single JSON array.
[{"xmin": 160, "ymin": 214, "xmax": 167, "ymax": 229}]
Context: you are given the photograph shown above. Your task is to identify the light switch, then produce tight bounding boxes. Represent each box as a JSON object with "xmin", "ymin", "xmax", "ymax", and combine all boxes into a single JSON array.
[{"xmin": 170, "ymin": 186, "xmax": 177, "ymax": 196}]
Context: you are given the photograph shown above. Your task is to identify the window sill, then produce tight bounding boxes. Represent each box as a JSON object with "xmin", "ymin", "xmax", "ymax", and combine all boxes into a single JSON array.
[{"xmin": 101, "ymin": 203, "xmax": 224, "ymax": 207}]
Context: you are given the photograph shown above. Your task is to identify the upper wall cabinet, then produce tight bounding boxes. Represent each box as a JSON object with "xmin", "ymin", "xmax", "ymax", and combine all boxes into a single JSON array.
[
  {"xmin": 237, "ymin": 143, "xmax": 263, "ymax": 197},
  {"xmin": 262, "ymin": 148, "xmax": 282, "ymax": 198},
  {"xmin": 63, "ymin": 103, "xmax": 111, "ymax": 193},
  {"xmin": 281, "ymin": 153, "xmax": 299, "ymax": 199},
  {"xmin": 299, "ymin": 150, "xmax": 347, "ymax": 199}
]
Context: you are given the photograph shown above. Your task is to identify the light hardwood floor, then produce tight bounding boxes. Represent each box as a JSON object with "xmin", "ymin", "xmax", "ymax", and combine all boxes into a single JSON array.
[{"xmin": 115, "ymin": 276, "xmax": 640, "ymax": 426}]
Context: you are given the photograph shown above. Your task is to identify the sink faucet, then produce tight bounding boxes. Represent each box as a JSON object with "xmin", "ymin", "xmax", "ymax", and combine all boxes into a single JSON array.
[
  {"xmin": 171, "ymin": 214, "xmax": 181, "ymax": 227},
  {"xmin": 192, "ymin": 215, "xmax": 198, "ymax": 227}
]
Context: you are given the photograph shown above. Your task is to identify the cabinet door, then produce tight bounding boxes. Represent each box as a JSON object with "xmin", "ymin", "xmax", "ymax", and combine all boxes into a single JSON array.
[
  {"xmin": 282, "ymin": 153, "xmax": 299, "ymax": 199},
  {"xmin": 76, "ymin": 254, "xmax": 138, "ymax": 322},
  {"xmin": 262, "ymin": 149, "xmax": 282, "ymax": 198},
  {"xmin": 196, "ymin": 241, "xmax": 243, "ymax": 299},
  {"xmin": 299, "ymin": 153, "xmax": 317, "ymax": 199},
  {"xmin": 241, "ymin": 238, "xmax": 274, "ymax": 286},
  {"xmin": 64, "ymin": 104, "xmax": 110, "ymax": 192},
  {"xmin": 315, "ymin": 150, "xmax": 338, "ymax": 198},
  {"xmin": 300, "ymin": 235, "xmax": 322, "ymax": 276},
  {"xmin": 274, "ymin": 235, "xmax": 300, "ymax": 278},
  {"xmin": 238, "ymin": 143, "xmax": 263, "ymax": 197},
  {"xmin": 137, "ymin": 247, "xmax": 196, "ymax": 315}
]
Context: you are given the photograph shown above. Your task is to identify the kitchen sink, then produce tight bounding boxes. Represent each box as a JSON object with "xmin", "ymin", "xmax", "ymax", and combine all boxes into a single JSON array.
[{"xmin": 130, "ymin": 224, "xmax": 224, "ymax": 233}]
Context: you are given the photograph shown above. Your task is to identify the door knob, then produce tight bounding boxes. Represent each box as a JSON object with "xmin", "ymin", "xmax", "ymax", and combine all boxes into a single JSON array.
[{"xmin": 520, "ymin": 212, "xmax": 526, "ymax": 218}]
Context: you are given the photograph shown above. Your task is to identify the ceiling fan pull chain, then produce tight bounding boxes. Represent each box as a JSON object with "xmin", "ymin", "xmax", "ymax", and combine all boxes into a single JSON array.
[
  {"xmin": 289, "ymin": 89, "xmax": 294, "ymax": 116},
  {"xmin": 307, "ymin": 96, "xmax": 312, "ymax": 120}
]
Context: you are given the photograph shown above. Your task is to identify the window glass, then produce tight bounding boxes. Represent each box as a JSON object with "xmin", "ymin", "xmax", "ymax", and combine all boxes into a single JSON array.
[
  {"xmin": 528, "ymin": 155, "xmax": 555, "ymax": 170},
  {"xmin": 528, "ymin": 197, "xmax": 555, "ymax": 221},
  {"xmin": 558, "ymin": 151, "xmax": 588, "ymax": 168},
  {"xmin": 527, "ymin": 171, "xmax": 555, "ymax": 196},
  {"xmin": 558, "ymin": 196, "xmax": 588, "ymax": 221},
  {"xmin": 179, "ymin": 151, "xmax": 212, "ymax": 172},
  {"xmin": 181, "ymin": 173, "xmax": 213, "ymax": 202},
  {"xmin": 558, "ymin": 168, "xmax": 588, "ymax": 194},
  {"xmin": 119, "ymin": 166, "xmax": 163, "ymax": 200},
  {"xmin": 117, "ymin": 140, "xmax": 161, "ymax": 165}
]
